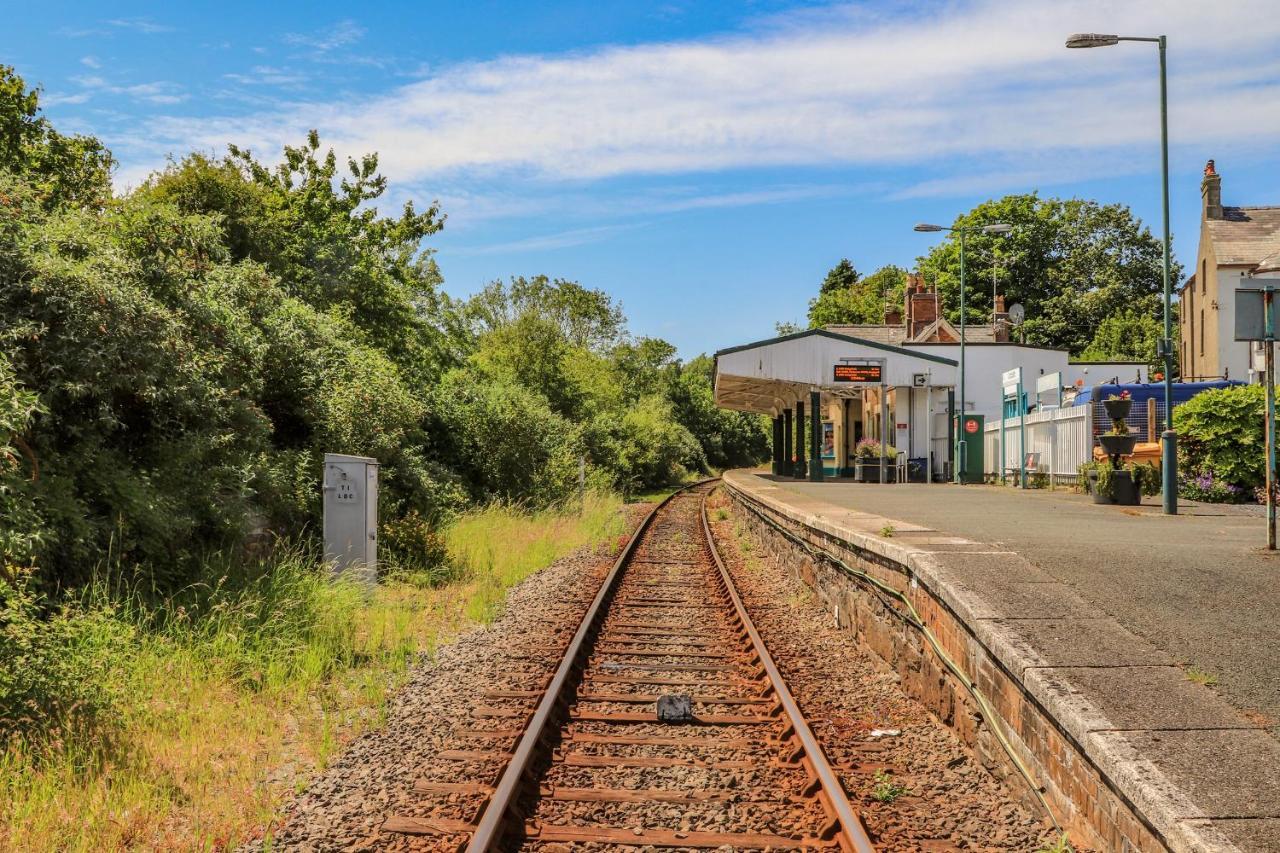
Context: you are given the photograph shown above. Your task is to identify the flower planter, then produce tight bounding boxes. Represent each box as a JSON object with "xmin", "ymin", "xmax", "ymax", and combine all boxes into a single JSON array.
[
  {"xmin": 854, "ymin": 460, "xmax": 895, "ymax": 482},
  {"xmin": 1098, "ymin": 434, "xmax": 1137, "ymax": 457},
  {"xmin": 1088, "ymin": 469, "xmax": 1139, "ymax": 505},
  {"xmin": 1103, "ymin": 398, "xmax": 1133, "ymax": 421}
]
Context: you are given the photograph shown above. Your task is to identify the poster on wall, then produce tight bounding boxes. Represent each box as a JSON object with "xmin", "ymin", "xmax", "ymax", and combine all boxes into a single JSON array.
[{"xmin": 821, "ymin": 422, "xmax": 835, "ymax": 458}]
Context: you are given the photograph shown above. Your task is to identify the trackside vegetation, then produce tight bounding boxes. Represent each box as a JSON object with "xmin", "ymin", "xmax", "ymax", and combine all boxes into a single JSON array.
[
  {"xmin": 0, "ymin": 64, "xmax": 764, "ymax": 848},
  {"xmin": 0, "ymin": 493, "xmax": 624, "ymax": 849}
]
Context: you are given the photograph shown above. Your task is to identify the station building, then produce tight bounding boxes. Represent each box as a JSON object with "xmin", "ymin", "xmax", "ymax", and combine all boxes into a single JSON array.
[{"xmin": 713, "ymin": 277, "xmax": 1145, "ymax": 482}]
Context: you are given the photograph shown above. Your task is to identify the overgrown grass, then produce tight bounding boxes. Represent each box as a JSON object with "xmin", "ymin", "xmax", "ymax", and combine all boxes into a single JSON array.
[{"xmin": 0, "ymin": 490, "xmax": 624, "ymax": 850}]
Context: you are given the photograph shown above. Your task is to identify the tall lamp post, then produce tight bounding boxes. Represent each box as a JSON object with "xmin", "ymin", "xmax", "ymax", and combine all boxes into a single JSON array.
[
  {"xmin": 914, "ymin": 221, "xmax": 1013, "ymax": 483},
  {"xmin": 1067, "ymin": 32, "xmax": 1177, "ymax": 514}
]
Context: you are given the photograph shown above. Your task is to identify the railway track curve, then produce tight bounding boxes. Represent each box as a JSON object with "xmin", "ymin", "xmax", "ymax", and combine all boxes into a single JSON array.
[{"xmin": 383, "ymin": 480, "xmax": 875, "ymax": 851}]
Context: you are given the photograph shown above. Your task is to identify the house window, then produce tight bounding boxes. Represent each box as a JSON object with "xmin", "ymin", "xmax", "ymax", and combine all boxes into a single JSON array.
[
  {"xmin": 1199, "ymin": 309, "xmax": 1205, "ymax": 356},
  {"xmin": 1202, "ymin": 260, "xmax": 1207, "ymax": 294}
]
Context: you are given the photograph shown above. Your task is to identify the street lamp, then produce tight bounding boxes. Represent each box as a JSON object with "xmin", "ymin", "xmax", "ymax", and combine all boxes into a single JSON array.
[
  {"xmin": 1066, "ymin": 32, "xmax": 1177, "ymax": 515},
  {"xmin": 914, "ymin": 221, "xmax": 1012, "ymax": 484}
]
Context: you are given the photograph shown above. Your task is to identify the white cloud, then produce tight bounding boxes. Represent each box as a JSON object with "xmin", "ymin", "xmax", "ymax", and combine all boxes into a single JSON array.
[
  {"xmin": 79, "ymin": 55, "xmax": 101, "ymax": 69},
  {"xmin": 111, "ymin": 1, "xmax": 1280, "ymax": 196}
]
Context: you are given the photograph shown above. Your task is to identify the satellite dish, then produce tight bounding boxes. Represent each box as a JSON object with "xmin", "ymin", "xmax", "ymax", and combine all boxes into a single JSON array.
[{"xmin": 1008, "ymin": 303, "xmax": 1026, "ymax": 325}]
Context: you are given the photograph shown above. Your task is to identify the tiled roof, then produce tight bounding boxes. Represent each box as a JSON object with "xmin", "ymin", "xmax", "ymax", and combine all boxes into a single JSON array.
[
  {"xmin": 823, "ymin": 324, "xmax": 908, "ymax": 345},
  {"xmin": 1205, "ymin": 206, "xmax": 1280, "ymax": 265},
  {"xmin": 1254, "ymin": 249, "xmax": 1280, "ymax": 273},
  {"xmin": 824, "ymin": 322, "xmax": 1001, "ymax": 343}
]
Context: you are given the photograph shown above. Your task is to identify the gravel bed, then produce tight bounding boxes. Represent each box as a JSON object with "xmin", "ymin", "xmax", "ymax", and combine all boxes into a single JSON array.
[
  {"xmin": 707, "ymin": 488, "xmax": 1063, "ymax": 852},
  {"xmin": 243, "ymin": 504, "xmax": 650, "ymax": 852}
]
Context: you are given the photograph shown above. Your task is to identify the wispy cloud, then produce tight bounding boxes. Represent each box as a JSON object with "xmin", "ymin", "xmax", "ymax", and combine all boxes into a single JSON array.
[
  {"xmin": 450, "ymin": 224, "xmax": 638, "ymax": 256},
  {"xmin": 42, "ymin": 92, "xmax": 92, "ymax": 107},
  {"xmin": 79, "ymin": 55, "xmax": 101, "ymax": 69},
  {"xmin": 224, "ymin": 65, "xmax": 309, "ymax": 87},
  {"xmin": 105, "ymin": 17, "xmax": 173, "ymax": 35},
  {"xmin": 69, "ymin": 75, "xmax": 188, "ymax": 105},
  {"xmin": 284, "ymin": 19, "xmax": 365, "ymax": 53},
  {"xmin": 63, "ymin": 17, "xmax": 173, "ymax": 37}
]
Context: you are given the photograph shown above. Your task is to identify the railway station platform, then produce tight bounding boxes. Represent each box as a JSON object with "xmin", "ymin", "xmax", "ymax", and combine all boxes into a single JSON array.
[{"xmin": 722, "ymin": 469, "xmax": 1280, "ymax": 852}]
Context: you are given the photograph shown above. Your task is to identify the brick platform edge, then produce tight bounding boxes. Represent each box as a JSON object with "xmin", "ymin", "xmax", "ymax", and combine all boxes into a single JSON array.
[{"xmin": 723, "ymin": 470, "xmax": 1280, "ymax": 853}]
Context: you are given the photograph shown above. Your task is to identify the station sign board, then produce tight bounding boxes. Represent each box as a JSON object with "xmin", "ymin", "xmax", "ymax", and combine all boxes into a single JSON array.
[
  {"xmin": 1235, "ymin": 287, "xmax": 1276, "ymax": 341},
  {"xmin": 1035, "ymin": 372, "xmax": 1060, "ymax": 394},
  {"xmin": 833, "ymin": 363, "xmax": 882, "ymax": 383}
]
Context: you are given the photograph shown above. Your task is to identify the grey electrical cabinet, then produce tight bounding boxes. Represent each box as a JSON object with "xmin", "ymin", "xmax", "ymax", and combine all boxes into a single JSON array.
[{"xmin": 322, "ymin": 453, "xmax": 378, "ymax": 583}]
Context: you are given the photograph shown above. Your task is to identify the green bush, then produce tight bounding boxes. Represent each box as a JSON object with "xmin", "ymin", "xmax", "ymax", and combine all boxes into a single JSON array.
[
  {"xmin": 0, "ymin": 574, "xmax": 133, "ymax": 744},
  {"xmin": 1175, "ymin": 385, "xmax": 1267, "ymax": 501},
  {"xmin": 428, "ymin": 371, "xmax": 583, "ymax": 508}
]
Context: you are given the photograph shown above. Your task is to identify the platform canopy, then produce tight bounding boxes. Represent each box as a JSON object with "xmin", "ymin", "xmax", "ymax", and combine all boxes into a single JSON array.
[{"xmin": 713, "ymin": 329, "xmax": 958, "ymax": 415}]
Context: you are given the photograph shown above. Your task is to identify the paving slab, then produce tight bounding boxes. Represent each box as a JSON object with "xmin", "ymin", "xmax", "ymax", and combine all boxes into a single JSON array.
[
  {"xmin": 1189, "ymin": 819, "xmax": 1280, "ymax": 853},
  {"xmin": 1091, "ymin": 728, "xmax": 1280, "ymax": 819},
  {"xmin": 1026, "ymin": 665, "xmax": 1254, "ymax": 734},
  {"xmin": 986, "ymin": 617, "xmax": 1175, "ymax": 672}
]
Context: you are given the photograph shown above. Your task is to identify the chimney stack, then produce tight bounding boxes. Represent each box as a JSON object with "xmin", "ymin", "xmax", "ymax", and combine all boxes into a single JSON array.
[
  {"xmin": 992, "ymin": 294, "xmax": 1010, "ymax": 342},
  {"xmin": 1202, "ymin": 159, "xmax": 1222, "ymax": 220},
  {"xmin": 906, "ymin": 274, "xmax": 939, "ymax": 338}
]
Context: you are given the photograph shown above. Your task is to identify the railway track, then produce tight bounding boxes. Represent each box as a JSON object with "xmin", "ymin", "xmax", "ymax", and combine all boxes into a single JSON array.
[{"xmin": 383, "ymin": 481, "xmax": 875, "ymax": 851}]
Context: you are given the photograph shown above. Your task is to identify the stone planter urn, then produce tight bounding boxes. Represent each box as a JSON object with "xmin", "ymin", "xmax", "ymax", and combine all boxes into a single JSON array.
[
  {"xmin": 1103, "ymin": 397, "xmax": 1133, "ymax": 421},
  {"xmin": 1088, "ymin": 468, "xmax": 1139, "ymax": 505},
  {"xmin": 1098, "ymin": 434, "xmax": 1138, "ymax": 457}
]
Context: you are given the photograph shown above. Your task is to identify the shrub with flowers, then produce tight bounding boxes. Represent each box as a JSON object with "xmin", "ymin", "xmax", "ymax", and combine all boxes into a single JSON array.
[
  {"xmin": 1173, "ymin": 385, "xmax": 1268, "ymax": 503},
  {"xmin": 855, "ymin": 438, "xmax": 897, "ymax": 460}
]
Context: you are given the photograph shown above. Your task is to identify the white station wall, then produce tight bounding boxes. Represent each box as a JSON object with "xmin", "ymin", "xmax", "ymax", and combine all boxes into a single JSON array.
[{"xmin": 905, "ymin": 344, "xmax": 1068, "ymax": 421}]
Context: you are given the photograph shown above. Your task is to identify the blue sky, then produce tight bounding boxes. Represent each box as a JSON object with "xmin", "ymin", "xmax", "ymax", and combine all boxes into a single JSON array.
[{"xmin": 7, "ymin": 1, "xmax": 1280, "ymax": 356}]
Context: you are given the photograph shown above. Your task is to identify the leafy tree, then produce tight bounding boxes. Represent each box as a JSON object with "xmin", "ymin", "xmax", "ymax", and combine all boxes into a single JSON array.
[
  {"xmin": 807, "ymin": 264, "xmax": 908, "ymax": 327},
  {"xmin": 463, "ymin": 275, "xmax": 625, "ymax": 351},
  {"xmin": 819, "ymin": 258, "xmax": 859, "ymax": 295},
  {"xmin": 0, "ymin": 65, "xmax": 114, "ymax": 208},
  {"xmin": 667, "ymin": 355, "xmax": 769, "ymax": 470},
  {"xmin": 140, "ymin": 134, "xmax": 450, "ymax": 382},
  {"xmin": 914, "ymin": 194, "xmax": 1177, "ymax": 354},
  {"xmin": 1078, "ymin": 308, "xmax": 1167, "ymax": 372}
]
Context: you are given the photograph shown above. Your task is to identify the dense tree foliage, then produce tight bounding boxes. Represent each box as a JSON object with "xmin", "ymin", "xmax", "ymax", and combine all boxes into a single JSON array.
[
  {"xmin": 0, "ymin": 67, "xmax": 767, "ymax": 592},
  {"xmin": 1078, "ymin": 308, "xmax": 1165, "ymax": 371},
  {"xmin": 913, "ymin": 194, "xmax": 1179, "ymax": 355},
  {"xmin": 807, "ymin": 263, "xmax": 908, "ymax": 327}
]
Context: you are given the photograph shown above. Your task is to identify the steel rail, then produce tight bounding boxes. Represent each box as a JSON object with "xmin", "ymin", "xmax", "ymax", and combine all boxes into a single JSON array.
[
  {"xmin": 699, "ymin": 491, "xmax": 877, "ymax": 853},
  {"xmin": 464, "ymin": 480, "xmax": 709, "ymax": 852}
]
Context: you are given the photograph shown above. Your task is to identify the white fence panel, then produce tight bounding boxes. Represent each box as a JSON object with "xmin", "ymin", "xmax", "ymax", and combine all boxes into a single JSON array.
[{"xmin": 983, "ymin": 404, "xmax": 1093, "ymax": 483}]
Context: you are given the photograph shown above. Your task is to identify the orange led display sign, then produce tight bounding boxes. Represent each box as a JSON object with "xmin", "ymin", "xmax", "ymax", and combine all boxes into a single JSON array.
[{"xmin": 833, "ymin": 363, "xmax": 882, "ymax": 383}]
